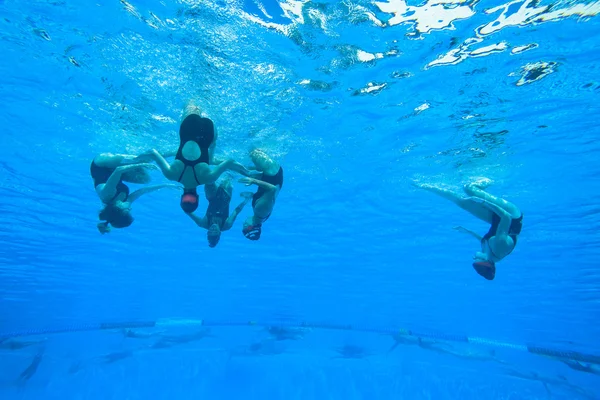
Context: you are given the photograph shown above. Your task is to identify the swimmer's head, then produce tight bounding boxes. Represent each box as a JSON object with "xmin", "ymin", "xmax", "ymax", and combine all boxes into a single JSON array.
[
  {"xmin": 180, "ymin": 189, "xmax": 199, "ymax": 213},
  {"xmin": 207, "ymin": 223, "xmax": 221, "ymax": 248},
  {"xmin": 249, "ymin": 148, "xmax": 268, "ymax": 165},
  {"xmin": 99, "ymin": 202, "xmax": 134, "ymax": 228},
  {"xmin": 242, "ymin": 216, "xmax": 261, "ymax": 240},
  {"xmin": 472, "ymin": 260, "xmax": 496, "ymax": 280}
]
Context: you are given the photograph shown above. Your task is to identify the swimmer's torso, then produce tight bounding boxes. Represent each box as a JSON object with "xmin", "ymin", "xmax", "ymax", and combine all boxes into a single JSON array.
[{"xmin": 168, "ymin": 160, "xmax": 211, "ymax": 189}]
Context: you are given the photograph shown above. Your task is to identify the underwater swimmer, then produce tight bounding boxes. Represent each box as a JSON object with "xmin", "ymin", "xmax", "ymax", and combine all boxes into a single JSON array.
[
  {"xmin": 415, "ymin": 178, "xmax": 523, "ymax": 280},
  {"xmin": 144, "ymin": 101, "xmax": 255, "ymax": 214},
  {"xmin": 239, "ymin": 149, "xmax": 283, "ymax": 241},
  {"xmin": 91, "ymin": 152, "xmax": 179, "ymax": 234},
  {"xmin": 186, "ymin": 177, "xmax": 254, "ymax": 247}
]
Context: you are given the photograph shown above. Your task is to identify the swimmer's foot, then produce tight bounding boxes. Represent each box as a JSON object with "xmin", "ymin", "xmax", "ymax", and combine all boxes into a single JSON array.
[
  {"xmin": 469, "ymin": 177, "xmax": 493, "ymax": 190},
  {"xmin": 183, "ymin": 99, "xmax": 202, "ymax": 117},
  {"xmin": 411, "ymin": 181, "xmax": 430, "ymax": 189}
]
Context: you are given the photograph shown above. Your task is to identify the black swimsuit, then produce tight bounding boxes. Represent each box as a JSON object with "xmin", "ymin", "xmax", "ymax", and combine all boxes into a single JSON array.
[
  {"xmin": 482, "ymin": 213, "xmax": 523, "ymax": 259},
  {"xmin": 175, "ymin": 114, "xmax": 215, "ymax": 185},
  {"xmin": 205, "ymin": 185, "xmax": 231, "ymax": 228},
  {"xmin": 252, "ymin": 167, "xmax": 283, "ymax": 222},
  {"xmin": 90, "ymin": 161, "xmax": 129, "ymax": 202}
]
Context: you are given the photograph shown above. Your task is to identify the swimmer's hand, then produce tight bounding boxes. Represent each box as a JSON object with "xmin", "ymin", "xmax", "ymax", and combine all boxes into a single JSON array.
[
  {"xmin": 97, "ymin": 222, "xmax": 111, "ymax": 235},
  {"xmin": 230, "ymin": 162, "xmax": 261, "ymax": 178},
  {"xmin": 240, "ymin": 191, "xmax": 254, "ymax": 200},
  {"xmin": 163, "ymin": 184, "xmax": 182, "ymax": 191},
  {"xmin": 141, "ymin": 149, "xmax": 159, "ymax": 157},
  {"xmin": 135, "ymin": 149, "xmax": 160, "ymax": 162},
  {"xmin": 454, "ymin": 226, "xmax": 483, "ymax": 241},
  {"xmin": 238, "ymin": 178, "xmax": 254, "ymax": 186},
  {"xmin": 225, "ymin": 159, "xmax": 249, "ymax": 174}
]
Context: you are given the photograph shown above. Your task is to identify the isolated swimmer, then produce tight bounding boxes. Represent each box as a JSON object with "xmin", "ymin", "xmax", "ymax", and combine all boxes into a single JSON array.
[
  {"xmin": 239, "ymin": 149, "xmax": 283, "ymax": 241},
  {"xmin": 144, "ymin": 101, "xmax": 253, "ymax": 213},
  {"xmin": 186, "ymin": 178, "xmax": 253, "ymax": 247},
  {"xmin": 415, "ymin": 179, "xmax": 523, "ymax": 280},
  {"xmin": 91, "ymin": 153, "xmax": 178, "ymax": 234}
]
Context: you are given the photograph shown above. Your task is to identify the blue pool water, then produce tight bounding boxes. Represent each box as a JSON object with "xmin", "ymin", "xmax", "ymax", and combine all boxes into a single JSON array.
[{"xmin": 1, "ymin": 0, "xmax": 600, "ymax": 398}]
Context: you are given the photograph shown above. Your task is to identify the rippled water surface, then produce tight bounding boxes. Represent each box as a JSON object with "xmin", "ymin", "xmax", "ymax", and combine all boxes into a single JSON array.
[{"xmin": 1, "ymin": 0, "xmax": 600, "ymax": 398}]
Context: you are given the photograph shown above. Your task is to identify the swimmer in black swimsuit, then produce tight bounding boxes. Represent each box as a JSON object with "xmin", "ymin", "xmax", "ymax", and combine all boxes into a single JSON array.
[
  {"xmin": 144, "ymin": 101, "xmax": 255, "ymax": 213},
  {"xmin": 239, "ymin": 149, "xmax": 283, "ymax": 241},
  {"xmin": 186, "ymin": 178, "xmax": 253, "ymax": 247},
  {"xmin": 414, "ymin": 178, "xmax": 523, "ymax": 280},
  {"xmin": 91, "ymin": 153, "xmax": 179, "ymax": 234}
]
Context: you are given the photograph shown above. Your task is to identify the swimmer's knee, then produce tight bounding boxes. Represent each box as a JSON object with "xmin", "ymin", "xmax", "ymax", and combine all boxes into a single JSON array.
[
  {"xmin": 463, "ymin": 183, "xmax": 482, "ymax": 196},
  {"xmin": 94, "ymin": 153, "xmax": 123, "ymax": 167}
]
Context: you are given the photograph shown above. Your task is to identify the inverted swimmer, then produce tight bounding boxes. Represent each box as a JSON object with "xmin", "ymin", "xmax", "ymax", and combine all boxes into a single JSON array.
[
  {"xmin": 186, "ymin": 178, "xmax": 253, "ymax": 247},
  {"xmin": 145, "ymin": 101, "xmax": 253, "ymax": 213},
  {"xmin": 415, "ymin": 179, "xmax": 523, "ymax": 280},
  {"xmin": 91, "ymin": 153, "xmax": 178, "ymax": 234},
  {"xmin": 239, "ymin": 149, "xmax": 283, "ymax": 241}
]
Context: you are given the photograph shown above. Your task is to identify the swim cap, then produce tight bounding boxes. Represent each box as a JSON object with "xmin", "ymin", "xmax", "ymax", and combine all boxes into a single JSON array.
[
  {"xmin": 472, "ymin": 261, "xmax": 496, "ymax": 280},
  {"xmin": 207, "ymin": 229, "xmax": 221, "ymax": 248},
  {"xmin": 243, "ymin": 224, "xmax": 261, "ymax": 240},
  {"xmin": 180, "ymin": 190, "xmax": 199, "ymax": 213}
]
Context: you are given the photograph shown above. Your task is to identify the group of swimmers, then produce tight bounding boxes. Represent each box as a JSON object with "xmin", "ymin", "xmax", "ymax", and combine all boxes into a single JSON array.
[
  {"xmin": 414, "ymin": 179, "xmax": 523, "ymax": 281},
  {"xmin": 90, "ymin": 101, "xmax": 283, "ymax": 246},
  {"xmin": 90, "ymin": 102, "xmax": 523, "ymax": 280}
]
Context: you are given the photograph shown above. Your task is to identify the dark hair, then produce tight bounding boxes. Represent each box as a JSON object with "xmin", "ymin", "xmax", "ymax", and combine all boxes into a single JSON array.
[
  {"xmin": 207, "ymin": 232, "xmax": 221, "ymax": 247},
  {"xmin": 99, "ymin": 204, "xmax": 134, "ymax": 228},
  {"xmin": 180, "ymin": 190, "xmax": 199, "ymax": 213}
]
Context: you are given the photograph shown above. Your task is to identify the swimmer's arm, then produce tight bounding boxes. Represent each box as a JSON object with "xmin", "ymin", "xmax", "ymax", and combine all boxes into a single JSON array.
[
  {"xmin": 478, "ymin": 201, "xmax": 512, "ymax": 238},
  {"xmin": 97, "ymin": 163, "xmax": 155, "ymax": 202},
  {"xmin": 211, "ymin": 158, "xmax": 258, "ymax": 178},
  {"xmin": 223, "ymin": 196, "xmax": 252, "ymax": 231},
  {"xmin": 128, "ymin": 184, "xmax": 180, "ymax": 203},
  {"xmin": 147, "ymin": 149, "xmax": 176, "ymax": 180},
  {"xmin": 187, "ymin": 212, "xmax": 209, "ymax": 229},
  {"xmin": 239, "ymin": 178, "xmax": 277, "ymax": 192},
  {"xmin": 159, "ymin": 150, "xmax": 177, "ymax": 158},
  {"xmin": 206, "ymin": 159, "xmax": 243, "ymax": 182},
  {"xmin": 132, "ymin": 149, "xmax": 177, "ymax": 164},
  {"xmin": 453, "ymin": 226, "xmax": 482, "ymax": 241}
]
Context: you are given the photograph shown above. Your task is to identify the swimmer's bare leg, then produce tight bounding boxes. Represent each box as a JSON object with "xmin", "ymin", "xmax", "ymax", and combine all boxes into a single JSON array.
[
  {"xmin": 95, "ymin": 151, "xmax": 171, "ymax": 167},
  {"xmin": 415, "ymin": 183, "xmax": 494, "ymax": 223},
  {"xmin": 94, "ymin": 153, "xmax": 141, "ymax": 168},
  {"xmin": 209, "ymin": 125, "xmax": 218, "ymax": 164},
  {"xmin": 204, "ymin": 182, "xmax": 218, "ymax": 200},
  {"xmin": 222, "ymin": 176, "xmax": 233, "ymax": 197},
  {"xmin": 463, "ymin": 183, "xmax": 521, "ymax": 218}
]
